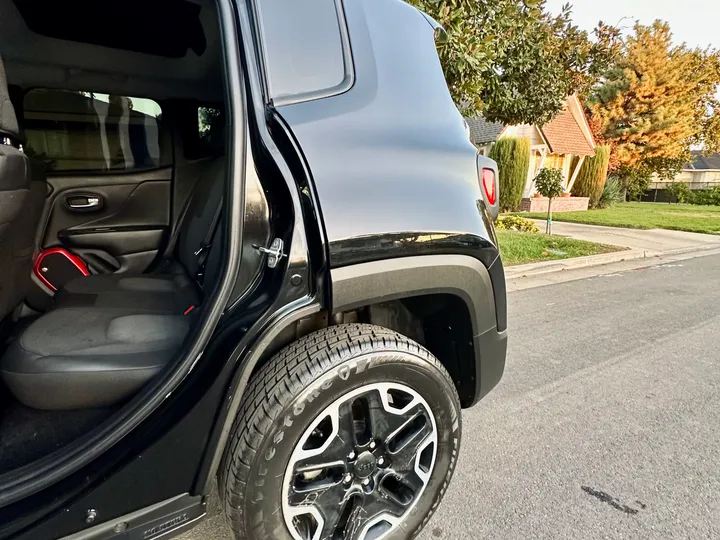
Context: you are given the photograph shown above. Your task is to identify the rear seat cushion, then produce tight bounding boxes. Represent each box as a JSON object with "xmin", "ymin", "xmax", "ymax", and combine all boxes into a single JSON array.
[
  {"xmin": 54, "ymin": 266, "xmax": 199, "ymax": 313},
  {"xmin": 0, "ymin": 307, "xmax": 191, "ymax": 410}
]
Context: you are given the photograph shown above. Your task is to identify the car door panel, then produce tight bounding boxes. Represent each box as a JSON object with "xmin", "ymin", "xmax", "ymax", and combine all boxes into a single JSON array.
[{"xmin": 39, "ymin": 167, "xmax": 171, "ymax": 275}]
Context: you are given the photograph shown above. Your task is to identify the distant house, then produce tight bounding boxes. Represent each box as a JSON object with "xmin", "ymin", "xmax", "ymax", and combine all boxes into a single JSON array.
[
  {"xmin": 651, "ymin": 152, "xmax": 720, "ymax": 190},
  {"xmin": 465, "ymin": 95, "xmax": 596, "ymax": 197}
]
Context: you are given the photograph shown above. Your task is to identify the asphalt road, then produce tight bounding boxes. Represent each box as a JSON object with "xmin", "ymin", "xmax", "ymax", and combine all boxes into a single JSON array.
[{"xmin": 180, "ymin": 253, "xmax": 720, "ymax": 540}]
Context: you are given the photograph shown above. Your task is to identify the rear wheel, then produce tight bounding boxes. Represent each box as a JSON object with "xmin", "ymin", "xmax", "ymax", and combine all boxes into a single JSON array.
[{"xmin": 221, "ymin": 324, "xmax": 461, "ymax": 540}]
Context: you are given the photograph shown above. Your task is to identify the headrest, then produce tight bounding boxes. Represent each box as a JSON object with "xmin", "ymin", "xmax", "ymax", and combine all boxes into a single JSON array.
[{"xmin": 0, "ymin": 55, "xmax": 20, "ymax": 141}]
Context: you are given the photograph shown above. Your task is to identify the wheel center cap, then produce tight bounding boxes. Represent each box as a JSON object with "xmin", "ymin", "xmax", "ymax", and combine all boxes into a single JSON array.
[{"xmin": 354, "ymin": 452, "xmax": 377, "ymax": 478}]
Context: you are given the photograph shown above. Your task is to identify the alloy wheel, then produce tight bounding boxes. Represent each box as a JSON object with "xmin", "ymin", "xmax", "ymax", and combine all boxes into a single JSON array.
[{"xmin": 282, "ymin": 382, "xmax": 438, "ymax": 540}]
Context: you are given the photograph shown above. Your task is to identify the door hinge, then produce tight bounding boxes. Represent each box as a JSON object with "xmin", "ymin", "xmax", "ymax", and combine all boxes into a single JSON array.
[{"xmin": 254, "ymin": 238, "xmax": 285, "ymax": 268}]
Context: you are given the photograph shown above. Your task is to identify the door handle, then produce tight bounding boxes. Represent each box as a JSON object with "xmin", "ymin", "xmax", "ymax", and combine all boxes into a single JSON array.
[{"xmin": 66, "ymin": 195, "xmax": 103, "ymax": 211}]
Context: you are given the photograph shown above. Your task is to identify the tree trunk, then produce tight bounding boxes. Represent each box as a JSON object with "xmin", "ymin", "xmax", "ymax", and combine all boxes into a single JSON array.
[{"xmin": 546, "ymin": 197, "xmax": 553, "ymax": 234}]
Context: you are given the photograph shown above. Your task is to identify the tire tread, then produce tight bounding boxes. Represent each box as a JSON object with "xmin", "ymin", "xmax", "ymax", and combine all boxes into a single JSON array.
[{"xmin": 221, "ymin": 323, "xmax": 459, "ymax": 539}]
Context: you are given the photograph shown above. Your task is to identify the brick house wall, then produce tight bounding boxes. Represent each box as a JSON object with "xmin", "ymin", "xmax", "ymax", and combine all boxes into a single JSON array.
[{"xmin": 520, "ymin": 197, "xmax": 589, "ymax": 212}]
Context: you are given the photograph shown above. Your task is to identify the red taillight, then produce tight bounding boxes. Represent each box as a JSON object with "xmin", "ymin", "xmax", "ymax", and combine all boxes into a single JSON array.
[{"xmin": 482, "ymin": 168, "xmax": 497, "ymax": 206}]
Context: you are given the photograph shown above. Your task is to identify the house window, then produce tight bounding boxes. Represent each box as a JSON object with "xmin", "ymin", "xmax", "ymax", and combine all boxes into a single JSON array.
[{"xmin": 544, "ymin": 154, "xmax": 564, "ymax": 170}]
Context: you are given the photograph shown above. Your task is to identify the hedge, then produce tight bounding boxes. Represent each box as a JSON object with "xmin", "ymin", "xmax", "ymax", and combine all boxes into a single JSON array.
[
  {"xmin": 570, "ymin": 145, "xmax": 611, "ymax": 208},
  {"xmin": 489, "ymin": 137, "xmax": 530, "ymax": 212}
]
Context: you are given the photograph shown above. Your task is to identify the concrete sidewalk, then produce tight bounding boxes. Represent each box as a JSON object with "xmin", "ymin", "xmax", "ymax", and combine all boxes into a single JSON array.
[
  {"xmin": 505, "ymin": 220, "xmax": 720, "ymax": 283},
  {"xmin": 530, "ymin": 219, "xmax": 720, "ymax": 253}
]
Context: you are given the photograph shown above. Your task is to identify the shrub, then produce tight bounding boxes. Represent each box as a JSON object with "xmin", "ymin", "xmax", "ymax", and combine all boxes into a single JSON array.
[
  {"xmin": 496, "ymin": 215, "xmax": 539, "ymax": 233},
  {"xmin": 623, "ymin": 168, "xmax": 652, "ymax": 201},
  {"xmin": 665, "ymin": 182, "xmax": 692, "ymax": 203},
  {"xmin": 689, "ymin": 186, "xmax": 720, "ymax": 206},
  {"xmin": 489, "ymin": 137, "xmax": 531, "ymax": 212},
  {"xmin": 570, "ymin": 145, "xmax": 611, "ymax": 207},
  {"xmin": 597, "ymin": 176, "xmax": 623, "ymax": 209}
]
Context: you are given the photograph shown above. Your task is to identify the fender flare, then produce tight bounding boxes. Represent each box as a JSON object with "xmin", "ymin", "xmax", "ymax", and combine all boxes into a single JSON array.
[{"xmin": 330, "ymin": 254, "xmax": 498, "ymax": 336}]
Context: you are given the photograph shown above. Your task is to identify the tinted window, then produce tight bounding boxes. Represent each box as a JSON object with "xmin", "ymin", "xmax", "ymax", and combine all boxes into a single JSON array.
[
  {"xmin": 256, "ymin": 0, "xmax": 348, "ymax": 100},
  {"xmin": 24, "ymin": 89, "xmax": 162, "ymax": 172},
  {"xmin": 198, "ymin": 106, "xmax": 222, "ymax": 145}
]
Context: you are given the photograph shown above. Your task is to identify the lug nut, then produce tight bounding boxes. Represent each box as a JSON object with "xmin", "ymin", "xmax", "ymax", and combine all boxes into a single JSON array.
[
  {"xmin": 347, "ymin": 451, "xmax": 356, "ymax": 461},
  {"xmin": 343, "ymin": 473, "xmax": 353, "ymax": 484},
  {"xmin": 362, "ymin": 478, "xmax": 371, "ymax": 486},
  {"xmin": 369, "ymin": 441, "xmax": 376, "ymax": 450},
  {"xmin": 377, "ymin": 456, "xmax": 386, "ymax": 467}
]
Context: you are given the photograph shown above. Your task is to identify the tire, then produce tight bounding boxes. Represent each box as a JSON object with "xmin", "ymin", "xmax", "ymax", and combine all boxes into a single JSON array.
[{"xmin": 220, "ymin": 324, "xmax": 462, "ymax": 540}]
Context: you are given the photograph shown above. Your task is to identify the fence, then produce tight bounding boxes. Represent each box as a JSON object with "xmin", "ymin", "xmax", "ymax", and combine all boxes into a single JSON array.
[{"xmin": 648, "ymin": 181, "xmax": 720, "ymax": 191}]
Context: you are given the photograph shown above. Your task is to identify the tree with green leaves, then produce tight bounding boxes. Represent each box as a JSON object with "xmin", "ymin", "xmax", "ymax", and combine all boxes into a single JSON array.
[
  {"xmin": 588, "ymin": 21, "xmax": 720, "ymax": 195},
  {"xmin": 409, "ymin": 0, "xmax": 620, "ymax": 125},
  {"xmin": 489, "ymin": 137, "xmax": 530, "ymax": 211},
  {"xmin": 534, "ymin": 167, "xmax": 565, "ymax": 234},
  {"xmin": 570, "ymin": 145, "xmax": 611, "ymax": 207}
]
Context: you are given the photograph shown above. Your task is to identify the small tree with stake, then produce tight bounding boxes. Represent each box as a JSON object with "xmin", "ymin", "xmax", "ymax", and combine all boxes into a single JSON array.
[{"xmin": 534, "ymin": 168, "xmax": 565, "ymax": 234}]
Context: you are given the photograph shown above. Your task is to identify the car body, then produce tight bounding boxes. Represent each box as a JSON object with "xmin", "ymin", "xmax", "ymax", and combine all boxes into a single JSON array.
[{"xmin": 0, "ymin": 0, "xmax": 506, "ymax": 538}]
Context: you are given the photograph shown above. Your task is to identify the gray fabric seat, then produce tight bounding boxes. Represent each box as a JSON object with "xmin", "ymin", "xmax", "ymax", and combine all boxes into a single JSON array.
[
  {"xmin": 0, "ymin": 54, "xmax": 47, "ymax": 319},
  {"xmin": 53, "ymin": 158, "xmax": 225, "ymax": 312},
  {"xmin": 0, "ymin": 143, "xmax": 226, "ymax": 410},
  {"xmin": 1, "ymin": 307, "xmax": 190, "ymax": 410},
  {"xmin": 54, "ymin": 263, "xmax": 199, "ymax": 313}
]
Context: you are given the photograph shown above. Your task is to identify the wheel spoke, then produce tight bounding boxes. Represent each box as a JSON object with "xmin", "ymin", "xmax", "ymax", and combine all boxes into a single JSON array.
[
  {"xmin": 366, "ymin": 390, "xmax": 425, "ymax": 443},
  {"xmin": 319, "ymin": 493, "xmax": 367, "ymax": 540},
  {"xmin": 287, "ymin": 464, "xmax": 346, "ymax": 507},
  {"xmin": 337, "ymin": 401, "xmax": 359, "ymax": 450},
  {"xmin": 385, "ymin": 409, "xmax": 433, "ymax": 461},
  {"xmin": 366, "ymin": 481, "xmax": 411, "ymax": 518}
]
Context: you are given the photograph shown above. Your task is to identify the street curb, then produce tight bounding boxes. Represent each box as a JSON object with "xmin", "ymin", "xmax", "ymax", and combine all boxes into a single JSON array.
[{"xmin": 505, "ymin": 243, "xmax": 720, "ymax": 280}]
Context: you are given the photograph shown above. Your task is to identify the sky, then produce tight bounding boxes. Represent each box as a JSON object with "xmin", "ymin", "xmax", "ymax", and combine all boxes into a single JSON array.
[{"xmin": 544, "ymin": 0, "xmax": 719, "ymax": 50}]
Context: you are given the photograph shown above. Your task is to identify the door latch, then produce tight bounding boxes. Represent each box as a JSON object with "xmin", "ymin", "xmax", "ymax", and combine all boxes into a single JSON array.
[{"xmin": 254, "ymin": 238, "xmax": 285, "ymax": 268}]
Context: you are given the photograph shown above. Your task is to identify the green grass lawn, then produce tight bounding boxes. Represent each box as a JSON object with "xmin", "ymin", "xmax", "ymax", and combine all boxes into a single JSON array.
[
  {"xmin": 522, "ymin": 202, "xmax": 720, "ymax": 235},
  {"xmin": 497, "ymin": 229, "xmax": 624, "ymax": 266}
]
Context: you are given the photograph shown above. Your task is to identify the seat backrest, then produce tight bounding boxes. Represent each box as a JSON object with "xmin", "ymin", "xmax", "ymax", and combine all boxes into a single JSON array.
[
  {"xmin": 0, "ymin": 55, "xmax": 47, "ymax": 319},
  {"xmin": 175, "ymin": 157, "xmax": 226, "ymax": 284}
]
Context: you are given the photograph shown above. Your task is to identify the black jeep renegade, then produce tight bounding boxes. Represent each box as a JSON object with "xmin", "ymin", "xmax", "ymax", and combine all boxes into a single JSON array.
[{"xmin": 0, "ymin": 0, "xmax": 507, "ymax": 538}]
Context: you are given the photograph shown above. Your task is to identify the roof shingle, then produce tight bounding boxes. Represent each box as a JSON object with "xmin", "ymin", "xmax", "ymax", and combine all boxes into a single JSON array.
[
  {"xmin": 465, "ymin": 116, "xmax": 505, "ymax": 145},
  {"xmin": 540, "ymin": 107, "xmax": 594, "ymax": 156},
  {"xmin": 689, "ymin": 151, "xmax": 720, "ymax": 170}
]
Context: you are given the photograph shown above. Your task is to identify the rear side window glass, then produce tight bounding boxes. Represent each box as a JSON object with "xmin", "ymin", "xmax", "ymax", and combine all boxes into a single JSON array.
[
  {"xmin": 23, "ymin": 89, "xmax": 162, "ymax": 172},
  {"xmin": 198, "ymin": 106, "xmax": 222, "ymax": 145},
  {"xmin": 190, "ymin": 106, "xmax": 224, "ymax": 159},
  {"xmin": 256, "ymin": 0, "xmax": 349, "ymax": 102}
]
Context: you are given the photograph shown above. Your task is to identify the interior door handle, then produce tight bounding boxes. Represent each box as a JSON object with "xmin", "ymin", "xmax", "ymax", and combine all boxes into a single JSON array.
[{"xmin": 66, "ymin": 195, "xmax": 102, "ymax": 211}]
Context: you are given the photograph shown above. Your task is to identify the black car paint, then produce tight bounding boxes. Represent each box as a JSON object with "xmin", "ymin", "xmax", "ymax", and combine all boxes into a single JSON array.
[
  {"xmin": 2, "ymin": 0, "xmax": 506, "ymax": 538},
  {"xmin": 273, "ymin": 0, "xmax": 505, "ymax": 324},
  {"xmin": 275, "ymin": 0, "xmax": 497, "ymax": 262}
]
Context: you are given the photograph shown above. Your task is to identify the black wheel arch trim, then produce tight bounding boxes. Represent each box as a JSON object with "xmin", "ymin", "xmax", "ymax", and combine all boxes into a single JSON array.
[
  {"xmin": 330, "ymin": 254, "xmax": 507, "ymax": 407},
  {"xmin": 331, "ymin": 255, "xmax": 497, "ymax": 335},
  {"xmin": 201, "ymin": 300, "xmax": 323, "ymax": 495}
]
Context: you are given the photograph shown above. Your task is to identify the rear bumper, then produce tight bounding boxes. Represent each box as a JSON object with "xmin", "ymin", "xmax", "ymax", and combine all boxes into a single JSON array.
[
  {"xmin": 470, "ymin": 326, "xmax": 507, "ymax": 406},
  {"xmin": 468, "ymin": 253, "xmax": 507, "ymax": 407}
]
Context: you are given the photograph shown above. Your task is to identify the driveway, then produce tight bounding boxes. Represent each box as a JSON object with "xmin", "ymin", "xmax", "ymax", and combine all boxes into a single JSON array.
[
  {"xmin": 531, "ymin": 219, "xmax": 720, "ymax": 253},
  {"xmin": 180, "ymin": 253, "xmax": 720, "ymax": 539}
]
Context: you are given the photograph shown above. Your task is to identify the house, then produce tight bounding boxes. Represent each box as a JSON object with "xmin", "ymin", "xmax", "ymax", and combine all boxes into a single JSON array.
[
  {"xmin": 466, "ymin": 95, "xmax": 596, "ymax": 201},
  {"xmin": 651, "ymin": 152, "xmax": 720, "ymax": 190}
]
